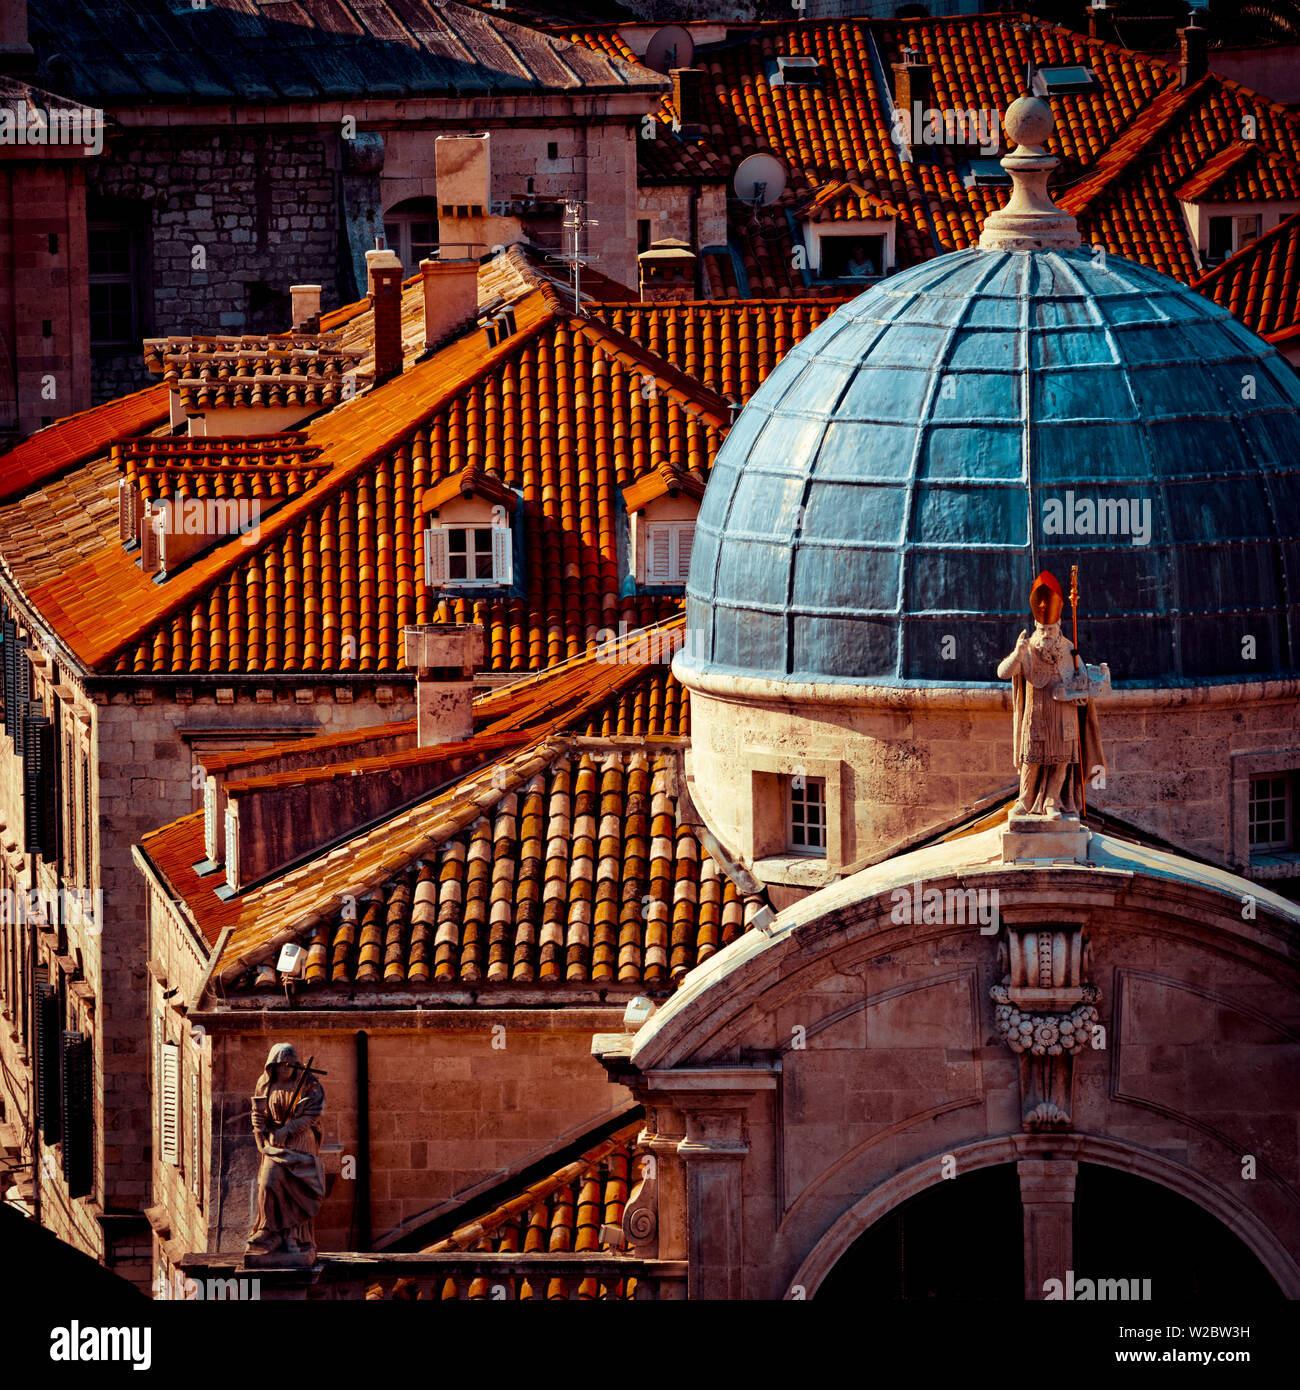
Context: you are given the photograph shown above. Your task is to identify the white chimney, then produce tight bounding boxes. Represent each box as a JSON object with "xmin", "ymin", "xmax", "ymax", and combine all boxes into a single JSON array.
[
  {"xmin": 365, "ymin": 246, "xmax": 402, "ymax": 298},
  {"xmin": 404, "ymin": 624, "xmax": 486, "ymax": 747},
  {"xmin": 420, "ymin": 256, "xmax": 480, "ymax": 350},
  {"xmin": 290, "ymin": 284, "xmax": 322, "ymax": 332}
]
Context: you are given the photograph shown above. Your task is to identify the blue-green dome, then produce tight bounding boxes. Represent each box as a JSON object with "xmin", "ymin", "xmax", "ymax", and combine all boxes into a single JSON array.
[{"xmin": 681, "ymin": 246, "xmax": 1300, "ymax": 687}]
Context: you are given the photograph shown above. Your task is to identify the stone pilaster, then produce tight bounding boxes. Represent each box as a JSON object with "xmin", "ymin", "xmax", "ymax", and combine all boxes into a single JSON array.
[{"xmin": 1019, "ymin": 1158, "xmax": 1077, "ymax": 1300}]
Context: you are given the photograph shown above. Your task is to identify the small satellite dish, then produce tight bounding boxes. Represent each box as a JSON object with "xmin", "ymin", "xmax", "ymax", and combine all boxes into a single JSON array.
[
  {"xmin": 733, "ymin": 152, "xmax": 788, "ymax": 207},
  {"xmin": 643, "ymin": 25, "xmax": 694, "ymax": 75}
]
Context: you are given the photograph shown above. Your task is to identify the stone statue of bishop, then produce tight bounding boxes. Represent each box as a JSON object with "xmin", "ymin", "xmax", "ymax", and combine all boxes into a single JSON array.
[{"xmin": 997, "ymin": 570, "xmax": 1106, "ymax": 819}]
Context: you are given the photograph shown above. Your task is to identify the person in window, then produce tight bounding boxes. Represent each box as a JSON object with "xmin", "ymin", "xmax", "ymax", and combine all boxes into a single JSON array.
[{"xmin": 845, "ymin": 242, "xmax": 876, "ymax": 278}]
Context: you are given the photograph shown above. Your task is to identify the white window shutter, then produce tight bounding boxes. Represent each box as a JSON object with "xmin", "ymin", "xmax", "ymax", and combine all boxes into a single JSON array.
[
  {"xmin": 648, "ymin": 525, "xmax": 672, "ymax": 582},
  {"xmin": 141, "ymin": 508, "xmax": 161, "ymax": 574},
  {"xmin": 118, "ymin": 479, "xmax": 134, "ymax": 544},
  {"xmin": 160, "ymin": 1042, "xmax": 180, "ymax": 1167},
  {"xmin": 674, "ymin": 522, "xmax": 695, "ymax": 583},
  {"xmin": 491, "ymin": 524, "xmax": 513, "ymax": 586},
  {"xmin": 425, "ymin": 526, "xmax": 448, "ymax": 588},
  {"xmin": 191, "ymin": 1071, "xmax": 201, "ymax": 1197}
]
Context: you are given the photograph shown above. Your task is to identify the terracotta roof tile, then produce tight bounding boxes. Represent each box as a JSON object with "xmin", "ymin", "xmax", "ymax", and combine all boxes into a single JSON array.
[{"xmin": 1195, "ymin": 209, "xmax": 1300, "ymax": 342}]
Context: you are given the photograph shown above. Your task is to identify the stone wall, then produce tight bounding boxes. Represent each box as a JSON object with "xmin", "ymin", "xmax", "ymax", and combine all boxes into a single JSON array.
[
  {"xmin": 0, "ymin": 160, "xmax": 92, "ymax": 435},
  {"xmin": 615, "ymin": 861, "xmax": 1300, "ymax": 1299},
  {"xmin": 87, "ymin": 128, "xmax": 346, "ymax": 402},
  {"xmin": 681, "ymin": 672, "xmax": 1300, "ymax": 880},
  {"xmin": 199, "ymin": 1011, "xmax": 626, "ymax": 1256}
]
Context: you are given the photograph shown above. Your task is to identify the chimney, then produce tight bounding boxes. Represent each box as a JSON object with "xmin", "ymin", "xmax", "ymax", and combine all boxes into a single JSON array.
[
  {"xmin": 1087, "ymin": 1, "xmax": 1112, "ymax": 41},
  {"xmin": 672, "ymin": 68, "xmax": 705, "ymax": 140},
  {"xmin": 1179, "ymin": 16, "xmax": 1207, "ymax": 89},
  {"xmin": 638, "ymin": 238, "xmax": 697, "ymax": 304},
  {"xmin": 892, "ymin": 48, "xmax": 932, "ymax": 151},
  {"xmin": 0, "ymin": 0, "xmax": 33, "ymax": 71},
  {"xmin": 404, "ymin": 624, "xmax": 486, "ymax": 747},
  {"xmin": 290, "ymin": 284, "xmax": 322, "ymax": 333},
  {"xmin": 368, "ymin": 248, "xmax": 404, "ymax": 386},
  {"xmin": 420, "ymin": 255, "xmax": 480, "ymax": 351}
]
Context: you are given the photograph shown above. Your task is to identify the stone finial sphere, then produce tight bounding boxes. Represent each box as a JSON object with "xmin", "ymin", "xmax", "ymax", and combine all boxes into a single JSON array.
[{"xmin": 1004, "ymin": 95, "xmax": 1054, "ymax": 149}]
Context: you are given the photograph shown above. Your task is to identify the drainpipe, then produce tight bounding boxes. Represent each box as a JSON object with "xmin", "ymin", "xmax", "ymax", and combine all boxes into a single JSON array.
[
  {"xmin": 355, "ymin": 1030, "xmax": 370, "ymax": 1252},
  {"xmin": 28, "ymin": 851, "xmax": 39, "ymax": 1229}
]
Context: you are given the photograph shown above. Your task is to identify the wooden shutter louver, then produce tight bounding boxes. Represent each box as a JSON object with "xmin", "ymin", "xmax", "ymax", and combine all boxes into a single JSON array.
[
  {"xmin": 60, "ymin": 1030, "xmax": 93, "ymax": 1198},
  {"xmin": 117, "ymin": 478, "xmax": 135, "ymax": 544},
  {"xmin": 160, "ymin": 1042, "xmax": 180, "ymax": 1167},
  {"xmin": 674, "ymin": 522, "xmax": 695, "ymax": 584},
  {"xmin": 81, "ymin": 756, "xmax": 91, "ymax": 886},
  {"xmin": 491, "ymin": 524, "xmax": 513, "ymax": 586},
  {"xmin": 424, "ymin": 527, "xmax": 448, "ymax": 587},
  {"xmin": 2, "ymin": 618, "xmax": 16, "ymax": 740},
  {"xmin": 648, "ymin": 525, "xmax": 672, "ymax": 582},
  {"xmin": 23, "ymin": 714, "xmax": 55, "ymax": 858},
  {"xmin": 191, "ymin": 1071, "xmax": 202, "ymax": 1199},
  {"xmin": 35, "ymin": 981, "xmax": 61, "ymax": 1144}
]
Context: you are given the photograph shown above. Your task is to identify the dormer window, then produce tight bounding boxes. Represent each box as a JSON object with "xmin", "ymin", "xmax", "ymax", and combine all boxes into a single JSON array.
[
  {"xmin": 622, "ymin": 463, "xmax": 704, "ymax": 589},
  {"xmin": 797, "ymin": 183, "xmax": 898, "ymax": 284},
  {"xmin": 419, "ymin": 463, "xmax": 519, "ymax": 592},
  {"xmin": 963, "ymin": 158, "xmax": 1012, "ymax": 189},
  {"xmin": 1207, "ymin": 213, "xmax": 1260, "ymax": 266},
  {"xmin": 427, "ymin": 524, "xmax": 512, "ymax": 588}
]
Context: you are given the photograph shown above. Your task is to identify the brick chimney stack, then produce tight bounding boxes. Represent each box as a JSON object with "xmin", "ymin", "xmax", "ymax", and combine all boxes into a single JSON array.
[
  {"xmin": 290, "ymin": 284, "xmax": 322, "ymax": 333},
  {"xmin": 368, "ymin": 248, "xmax": 404, "ymax": 385},
  {"xmin": 672, "ymin": 68, "xmax": 705, "ymax": 140},
  {"xmin": 892, "ymin": 48, "xmax": 932, "ymax": 150},
  {"xmin": 404, "ymin": 625, "xmax": 486, "ymax": 747},
  {"xmin": 420, "ymin": 255, "xmax": 480, "ymax": 351},
  {"xmin": 1179, "ymin": 16, "xmax": 1208, "ymax": 89}
]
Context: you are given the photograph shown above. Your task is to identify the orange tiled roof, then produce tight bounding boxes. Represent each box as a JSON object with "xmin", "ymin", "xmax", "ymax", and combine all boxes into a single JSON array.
[
  {"xmin": 115, "ymin": 436, "xmax": 330, "ymax": 506},
  {"xmin": 142, "ymin": 333, "xmax": 364, "ymax": 411},
  {"xmin": 215, "ymin": 742, "xmax": 759, "ymax": 992},
  {"xmin": 38, "ymin": 295, "xmax": 726, "ymax": 676},
  {"xmin": 798, "ymin": 180, "xmax": 902, "ymax": 222},
  {"xmin": 590, "ymin": 298, "xmax": 842, "ymax": 403},
  {"xmin": 0, "ymin": 382, "xmax": 170, "ymax": 507},
  {"xmin": 1194, "ymin": 209, "xmax": 1300, "ymax": 342}
]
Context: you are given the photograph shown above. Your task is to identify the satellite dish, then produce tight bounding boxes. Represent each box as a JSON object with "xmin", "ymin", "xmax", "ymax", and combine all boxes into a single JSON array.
[
  {"xmin": 643, "ymin": 25, "xmax": 694, "ymax": 75},
  {"xmin": 733, "ymin": 153, "xmax": 788, "ymax": 206}
]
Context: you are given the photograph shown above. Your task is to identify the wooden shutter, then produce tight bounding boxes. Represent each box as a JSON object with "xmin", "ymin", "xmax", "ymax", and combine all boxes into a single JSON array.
[
  {"xmin": 141, "ymin": 508, "xmax": 161, "ymax": 574},
  {"xmin": 23, "ymin": 714, "xmax": 55, "ymax": 858},
  {"xmin": 35, "ymin": 981, "xmax": 62, "ymax": 1144},
  {"xmin": 61, "ymin": 1030, "xmax": 93, "ymax": 1198},
  {"xmin": 491, "ymin": 524, "xmax": 513, "ymax": 587},
  {"xmin": 117, "ymin": 478, "xmax": 135, "ymax": 544},
  {"xmin": 2, "ymin": 618, "xmax": 16, "ymax": 739},
  {"xmin": 65, "ymin": 735, "xmax": 76, "ymax": 883},
  {"xmin": 191, "ymin": 1070, "xmax": 202, "ymax": 1200},
  {"xmin": 673, "ymin": 522, "xmax": 695, "ymax": 584},
  {"xmin": 81, "ymin": 756, "xmax": 92, "ymax": 887},
  {"xmin": 647, "ymin": 525, "xmax": 672, "ymax": 582},
  {"xmin": 424, "ymin": 526, "xmax": 448, "ymax": 587},
  {"xmin": 160, "ymin": 1041, "xmax": 180, "ymax": 1167}
]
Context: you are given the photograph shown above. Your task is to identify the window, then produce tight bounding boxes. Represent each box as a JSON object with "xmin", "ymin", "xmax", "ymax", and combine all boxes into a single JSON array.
[
  {"xmin": 770, "ymin": 55, "xmax": 823, "ymax": 87},
  {"xmin": 788, "ymin": 776, "xmax": 827, "ymax": 856},
  {"xmin": 817, "ymin": 235, "xmax": 885, "ymax": 280},
  {"xmin": 425, "ymin": 523, "xmax": 513, "ymax": 588},
  {"xmin": 383, "ymin": 198, "xmax": 439, "ymax": 270},
  {"xmin": 644, "ymin": 520, "xmax": 694, "ymax": 585},
  {"xmin": 1206, "ymin": 214, "xmax": 1262, "ymax": 268},
  {"xmin": 1249, "ymin": 774, "xmax": 1292, "ymax": 851},
  {"xmin": 963, "ymin": 158, "xmax": 1011, "ymax": 188},
  {"xmin": 88, "ymin": 222, "xmax": 140, "ymax": 347},
  {"xmin": 547, "ymin": 141, "xmax": 559, "ymax": 161}
]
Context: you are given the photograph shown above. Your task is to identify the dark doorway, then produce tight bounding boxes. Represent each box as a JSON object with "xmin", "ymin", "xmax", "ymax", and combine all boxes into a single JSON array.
[
  {"xmin": 817, "ymin": 1163, "xmax": 1022, "ymax": 1300},
  {"xmin": 1073, "ymin": 1164, "xmax": 1282, "ymax": 1301}
]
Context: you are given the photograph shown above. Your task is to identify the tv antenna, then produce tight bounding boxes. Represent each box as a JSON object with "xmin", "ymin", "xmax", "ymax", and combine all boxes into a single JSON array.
[{"xmin": 547, "ymin": 199, "xmax": 600, "ymax": 314}]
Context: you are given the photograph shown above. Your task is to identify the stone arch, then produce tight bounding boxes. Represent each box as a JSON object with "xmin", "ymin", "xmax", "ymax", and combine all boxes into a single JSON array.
[{"xmin": 788, "ymin": 1134, "xmax": 1300, "ymax": 1299}]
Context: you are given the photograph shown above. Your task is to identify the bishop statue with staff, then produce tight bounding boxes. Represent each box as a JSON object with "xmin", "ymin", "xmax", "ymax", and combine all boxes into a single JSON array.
[{"xmin": 997, "ymin": 569, "xmax": 1108, "ymax": 820}]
